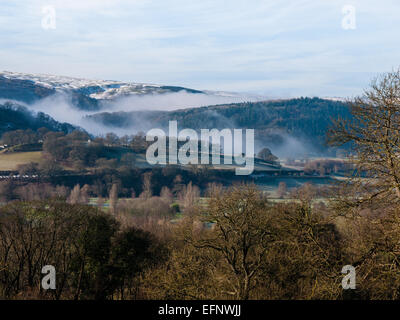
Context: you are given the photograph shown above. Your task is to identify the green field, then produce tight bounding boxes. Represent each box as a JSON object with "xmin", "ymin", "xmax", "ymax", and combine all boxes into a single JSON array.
[{"xmin": 0, "ymin": 151, "xmax": 43, "ymax": 170}]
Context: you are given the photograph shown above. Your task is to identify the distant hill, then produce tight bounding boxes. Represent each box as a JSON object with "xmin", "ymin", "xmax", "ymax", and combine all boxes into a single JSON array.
[
  {"xmin": 0, "ymin": 71, "xmax": 230, "ymax": 111},
  {"xmin": 86, "ymin": 97, "xmax": 351, "ymax": 155},
  {"xmin": 0, "ymin": 102, "xmax": 77, "ymax": 136}
]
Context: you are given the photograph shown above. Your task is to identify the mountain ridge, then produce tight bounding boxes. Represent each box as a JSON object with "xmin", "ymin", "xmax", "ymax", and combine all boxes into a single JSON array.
[{"xmin": 0, "ymin": 71, "xmax": 250, "ymax": 111}]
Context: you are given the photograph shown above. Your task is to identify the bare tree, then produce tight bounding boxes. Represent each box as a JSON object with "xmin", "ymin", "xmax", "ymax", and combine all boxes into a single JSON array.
[
  {"xmin": 276, "ymin": 181, "xmax": 287, "ymax": 199},
  {"xmin": 178, "ymin": 182, "xmax": 200, "ymax": 214},
  {"xmin": 80, "ymin": 184, "xmax": 90, "ymax": 204},
  {"xmin": 192, "ymin": 185, "xmax": 277, "ymax": 300},
  {"xmin": 328, "ymin": 69, "xmax": 400, "ymax": 205},
  {"xmin": 140, "ymin": 172, "xmax": 152, "ymax": 199},
  {"xmin": 67, "ymin": 184, "xmax": 89, "ymax": 204},
  {"xmin": 67, "ymin": 185, "xmax": 81, "ymax": 204},
  {"xmin": 160, "ymin": 186, "xmax": 173, "ymax": 204},
  {"xmin": 109, "ymin": 183, "xmax": 119, "ymax": 214}
]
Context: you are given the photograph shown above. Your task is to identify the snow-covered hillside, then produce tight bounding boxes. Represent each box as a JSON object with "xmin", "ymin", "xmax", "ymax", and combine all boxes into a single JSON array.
[
  {"xmin": 0, "ymin": 71, "xmax": 208, "ymax": 101},
  {"xmin": 0, "ymin": 71, "xmax": 266, "ymax": 131}
]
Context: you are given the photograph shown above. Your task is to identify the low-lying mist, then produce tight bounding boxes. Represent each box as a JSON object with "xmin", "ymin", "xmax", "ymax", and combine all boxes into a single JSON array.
[
  {"xmin": 2, "ymin": 92, "xmax": 322, "ymax": 160},
  {"xmin": 27, "ymin": 91, "xmax": 257, "ymax": 135},
  {"xmin": 255, "ymin": 131, "xmax": 316, "ymax": 160}
]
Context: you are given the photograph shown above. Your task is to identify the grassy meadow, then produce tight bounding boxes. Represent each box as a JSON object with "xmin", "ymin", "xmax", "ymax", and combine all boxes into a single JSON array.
[{"xmin": 0, "ymin": 151, "xmax": 43, "ymax": 171}]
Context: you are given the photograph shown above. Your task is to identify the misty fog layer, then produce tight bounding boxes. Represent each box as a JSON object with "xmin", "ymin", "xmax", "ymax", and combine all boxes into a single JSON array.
[
  {"xmin": 26, "ymin": 91, "xmax": 256, "ymax": 134},
  {"xmin": 2, "ymin": 91, "xmax": 314, "ymax": 159}
]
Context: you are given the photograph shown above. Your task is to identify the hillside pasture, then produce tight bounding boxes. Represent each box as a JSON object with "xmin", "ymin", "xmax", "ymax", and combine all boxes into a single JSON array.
[{"xmin": 0, "ymin": 151, "xmax": 42, "ymax": 170}]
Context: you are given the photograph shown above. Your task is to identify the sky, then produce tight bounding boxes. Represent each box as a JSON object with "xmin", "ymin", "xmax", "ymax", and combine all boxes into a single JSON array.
[{"xmin": 0, "ymin": 0, "xmax": 400, "ymax": 98}]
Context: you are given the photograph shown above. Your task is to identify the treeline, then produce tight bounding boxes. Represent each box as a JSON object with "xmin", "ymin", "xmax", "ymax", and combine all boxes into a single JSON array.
[
  {"xmin": 2, "ymin": 128, "xmax": 148, "ymax": 175},
  {"xmin": 0, "ymin": 102, "xmax": 76, "ymax": 136},
  {"xmin": 0, "ymin": 201, "xmax": 165, "ymax": 300},
  {"xmin": 303, "ymin": 159, "xmax": 352, "ymax": 176},
  {"xmin": 0, "ymin": 183, "xmax": 342, "ymax": 300},
  {"xmin": 2, "ymin": 127, "xmax": 48, "ymax": 146},
  {"xmin": 0, "ymin": 181, "xmax": 395, "ymax": 300},
  {"xmin": 0, "ymin": 164, "xmax": 221, "ymax": 203}
]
